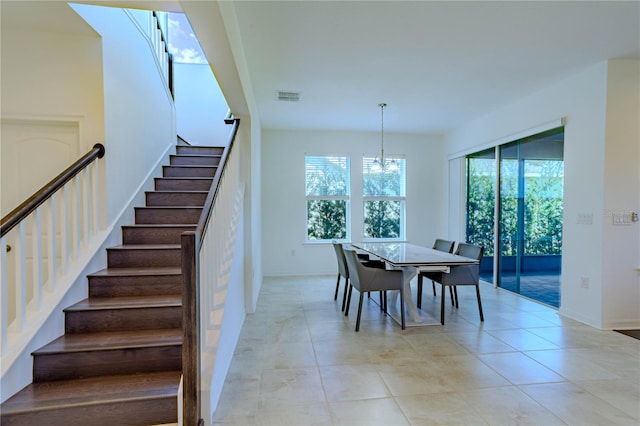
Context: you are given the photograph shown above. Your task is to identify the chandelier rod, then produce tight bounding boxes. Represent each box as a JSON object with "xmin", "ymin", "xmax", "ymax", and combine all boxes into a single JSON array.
[{"xmin": 379, "ymin": 102, "xmax": 387, "ymax": 163}]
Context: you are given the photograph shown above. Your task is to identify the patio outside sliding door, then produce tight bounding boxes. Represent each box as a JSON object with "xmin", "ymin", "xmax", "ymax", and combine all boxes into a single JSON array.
[{"xmin": 498, "ymin": 129, "xmax": 564, "ymax": 307}]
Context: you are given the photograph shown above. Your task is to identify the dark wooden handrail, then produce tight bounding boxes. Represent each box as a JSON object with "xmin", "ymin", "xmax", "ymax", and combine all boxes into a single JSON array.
[
  {"xmin": 1, "ymin": 143, "xmax": 105, "ymax": 238},
  {"xmin": 182, "ymin": 118, "xmax": 240, "ymax": 426},
  {"xmin": 224, "ymin": 109, "xmax": 234, "ymax": 124},
  {"xmin": 196, "ymin": 119, "xmax": 240, "ymax": 240}
]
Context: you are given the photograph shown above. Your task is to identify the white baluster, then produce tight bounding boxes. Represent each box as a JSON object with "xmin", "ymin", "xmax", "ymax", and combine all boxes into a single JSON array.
[
  {"xmin": 92, "ymin": 157, "xmax": 101, "ymax": 231},
  {"xmin": 82, "ymin": 168, "xmax": 90, "ymax": 245},
  {"xmin": 15, "ymin": 222, "xmax": 26, "ymax": 331},
  {"xmin": 88, "ymin": 163, "xmax": 96, "ymax": 235},
  {"xmin": 1, "ymin": 235, "xmax": 8, "ymax": 355},
  {"xmin": 62, "ymin": 184, "xmax": 70, "ymax": 274},
  {"xmin": 32, "ymin": 208, "xmax": 43, "ymax": 310},
  {"xmin": 74, "ymin": 175, "xmax": 81, "ymax": 253},
  {"xmin": 157, "ymin": 31, "xmax": 162, "ymax": 61},
  {"xmin": 48, "ymin": 194, "xmax": 58, "ymax": 290}
]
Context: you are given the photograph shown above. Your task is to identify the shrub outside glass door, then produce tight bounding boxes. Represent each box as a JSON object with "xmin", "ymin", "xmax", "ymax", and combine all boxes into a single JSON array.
[
  {"xmin": 466, "ymin": 148, "xmax": 496, "ymax": 284},
  {"xmin": 498, "ymin": 129, "xmax": 564, "ymax": 307}
]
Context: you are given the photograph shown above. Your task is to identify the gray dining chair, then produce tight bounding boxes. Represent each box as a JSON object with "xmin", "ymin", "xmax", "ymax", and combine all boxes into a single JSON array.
[
  {"xmin": 416, "ymin": 238, "xmax": 455, "ymax": 309},
  {"xmin": 332, "ymin": 243, "xmax": 385, "ymax": 312},
  {"xmin": 343, "ymin": 248, "xmax": 405, "ymax": 331},
  {"xmin": 420, "ymin": 242, "xmax": 484, "ymax": 325}
]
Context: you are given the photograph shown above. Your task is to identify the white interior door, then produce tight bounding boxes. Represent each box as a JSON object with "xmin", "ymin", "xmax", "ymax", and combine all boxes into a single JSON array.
[{"xmin": 1, "ymin": 119, "xmax": 79, "ymax": 217}]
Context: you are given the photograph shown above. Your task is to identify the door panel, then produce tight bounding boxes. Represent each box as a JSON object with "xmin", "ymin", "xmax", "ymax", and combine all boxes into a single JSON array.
[
  {"xmin": 1, "ymin": 119, "xmax": 79, "ymax": 322},
  {"xmin": 1, "ymin": 119, "xmax": 79, "ymax": 216},
  {"xmin": 498, "ymin": 129, "xmax": 564, "ymax": 307}
]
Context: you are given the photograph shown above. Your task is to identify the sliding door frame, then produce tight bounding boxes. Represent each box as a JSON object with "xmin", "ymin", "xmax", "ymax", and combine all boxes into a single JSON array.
[{"xmin": 451, "ymin": 118, "xmax": 565, "ymax": 297}]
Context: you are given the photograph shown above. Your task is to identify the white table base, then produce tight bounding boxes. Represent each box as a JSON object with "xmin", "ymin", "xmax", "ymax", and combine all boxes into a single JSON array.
[{"xmin": 387, "ymin": 266, "xmax": 442, "ymax": 327}]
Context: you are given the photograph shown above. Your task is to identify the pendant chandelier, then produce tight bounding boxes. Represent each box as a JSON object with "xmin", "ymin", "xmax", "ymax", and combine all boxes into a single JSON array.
[{"xmin": 371, "ymin": 102, "xmax": 398, "ymax": 173}]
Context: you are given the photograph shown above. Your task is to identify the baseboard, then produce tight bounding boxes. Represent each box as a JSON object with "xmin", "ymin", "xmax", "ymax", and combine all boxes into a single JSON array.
[
  {"xmin": 602, "ymin": 319, "xmax": 640, "ymax": 330},
  {"xmin": 558, "ymin": 307, "xmax": 602, "ymax": 329}
]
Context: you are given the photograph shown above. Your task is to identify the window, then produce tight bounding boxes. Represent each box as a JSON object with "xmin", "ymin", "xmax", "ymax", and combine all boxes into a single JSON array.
[
  {"xmin": 167, "ymin": 13, "xmax": 208, "ymax": 64},
  {"xmin": 305, "ymin": 156, "xmax": 350, "ymax": 241},
  {"xmin": 363, "ymin": 157, "xmax": 406, "ymax": 239}
]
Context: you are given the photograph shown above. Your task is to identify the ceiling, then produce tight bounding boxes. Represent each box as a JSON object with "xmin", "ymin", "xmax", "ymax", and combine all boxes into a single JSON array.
[
  {"xmin": 225, "ymin": 1, "xmax": 639, "ymax": 134},
  {"xmin": 3, "ymin": 1, "xmax": 639, "ymax": 135}
]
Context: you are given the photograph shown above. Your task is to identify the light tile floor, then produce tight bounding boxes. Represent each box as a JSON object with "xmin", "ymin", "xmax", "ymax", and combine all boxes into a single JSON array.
[{"xmin": 212, "ymin": 276, "xmax": 640, "ymax": 425}]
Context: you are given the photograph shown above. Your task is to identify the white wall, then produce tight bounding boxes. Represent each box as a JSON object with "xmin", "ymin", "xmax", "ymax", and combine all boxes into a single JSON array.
[
  {"xmin": 602, "ymin": 59, "xmax": 640, "ymax": 329},
  {"xmin": 240, "ymin": 117, "xmax": 263, "ymax": 312},
  {"xmin": 0, "ymin": 23, "xmax": 105, "ymax": 156},
  {"xmin": 261, "ymin": 129, "xmax": 444, "ymax": 276},
  {"xmin": 174, "ymin": 63, "xmax": 231, "ymax": 146},
  {"xmin": 71, "ymin": 4, "xmax": 176, "ymax": 225},
  {"xmin": 445, "ymin": 60, "xmax": 640, "ymax": 329}
]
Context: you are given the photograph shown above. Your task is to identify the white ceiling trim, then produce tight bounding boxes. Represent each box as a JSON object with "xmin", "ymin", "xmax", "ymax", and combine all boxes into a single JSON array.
[{"xmin": 447, "ymin": 118, "xmax": 566, "ymax": 160}]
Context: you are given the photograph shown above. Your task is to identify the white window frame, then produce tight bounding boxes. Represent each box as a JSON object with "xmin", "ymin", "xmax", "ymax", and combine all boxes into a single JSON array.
[
  {"xmin": 304, "ymin": 155, "xmax": 351, "ymax": 243},
  {"xmin": 362, "ymin": 156, "xmax": 406, "ymax": 241}
]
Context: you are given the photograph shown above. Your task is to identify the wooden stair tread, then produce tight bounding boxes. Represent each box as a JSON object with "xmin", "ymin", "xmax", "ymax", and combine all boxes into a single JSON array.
[
  {"xmin": 122, "ymin": 224, "xmax": 197, "ymax": 227},
  {"xmin": 156, "ymin": 177, "xmax": 213, "ymax": 180},
  {"xmin": 1, "ymin": 371, "xmax": 181, "ymax": 414},
  {"xmin": 88, "ymin": 267, "xmax": 181, "ymax": 277},
  {"xmin": 33, "ymin": 329, "xmax": 181, "ymax": 354},
  {"xmin": 172, "ymin": 154, "xmax": 221, "ymax": 157},
  {"xmin": 145, "ymin": 190, "xmax": 208, "ymax": 193},
  {"xmin": 164, "ymin": 165, "xmax": 217, "ymax": 168},
  {"xmin": 108, "ymin": 244, "xmax": 181, "ymax": 250},
  {"xmin": 65, "ymin": 295, "xmax": 181, "ymax": 311},
  {"xmin": 136, "ymin": 206, "xmax": 203, "ymax": 209}
]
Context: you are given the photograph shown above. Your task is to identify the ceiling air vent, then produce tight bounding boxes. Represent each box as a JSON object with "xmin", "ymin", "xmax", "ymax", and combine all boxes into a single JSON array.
[{"xmin": 276, "ymin": 90, "xmax": 301, "ymax": 102}]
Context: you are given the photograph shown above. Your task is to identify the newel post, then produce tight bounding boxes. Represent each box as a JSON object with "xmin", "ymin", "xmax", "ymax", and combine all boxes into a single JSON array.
[{"xmin": 182, "ymin": 231, "xmax": 201, "ymax": 425}]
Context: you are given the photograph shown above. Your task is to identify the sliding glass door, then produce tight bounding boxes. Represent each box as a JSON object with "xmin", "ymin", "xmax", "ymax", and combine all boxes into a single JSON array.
[
  {"xmin": 466, "ymin": 128, "xmax": 564, "ymax": 307},
  {"xmin": 499, "ymin": 129, "xmax": 564, "ymax": 306},
  {"xmin": 466, "ymin": 148, "xmax": 496, "ymax": 284}
]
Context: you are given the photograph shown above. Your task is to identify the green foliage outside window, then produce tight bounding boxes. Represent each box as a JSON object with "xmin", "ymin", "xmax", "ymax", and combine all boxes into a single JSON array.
[
  {"xmin": 467, "ymin": 157, "xmax": 563, "ymax": 256},
  {"xmin": 523, "ymin": 160, "xmax": 564, "ymax": 255},
  {"xmin": 364, "ymin": 201, "xmax": 400, "ymax": 238},
  {"xmin": 307, "ymin": 200, "xmax": 347, "ymax": 240},
  {"xmin": 363, "ymin": 158, "xmax": 405, "ymax": 239},
  {"xmin": 305, "ymin": 156, "xmax": 349, "ymax": 241},
  {"xmin": 466, "ymin": 158, "xmax": 496, "ymax": 256}
]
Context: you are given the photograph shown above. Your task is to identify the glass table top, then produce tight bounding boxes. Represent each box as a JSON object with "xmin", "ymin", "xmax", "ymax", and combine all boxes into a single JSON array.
[{"xmin": 351, "ymin": 242, "xmax": 478, "ymax": 266}]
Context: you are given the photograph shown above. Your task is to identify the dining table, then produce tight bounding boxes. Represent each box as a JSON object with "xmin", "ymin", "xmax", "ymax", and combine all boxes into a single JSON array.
[{"xmin": 350, "ymin": 242, "xmax": 479, "ymax": 326}]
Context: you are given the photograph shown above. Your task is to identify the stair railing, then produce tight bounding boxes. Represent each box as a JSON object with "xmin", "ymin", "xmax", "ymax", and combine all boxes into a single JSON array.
[
  {"xmin": 125, "ymin": 9, "xmax": 173, "ymax": 99},
  {"xmin": 0, "ymin": 144, "xmax": 106, "ymax": 360},
  {"xmin": 182, "ymin": 119, "xmax": 242, "ymax": 425},
  {"xmin": 151, "ymin": 11, "xmax": 174, "ymax": 98}
]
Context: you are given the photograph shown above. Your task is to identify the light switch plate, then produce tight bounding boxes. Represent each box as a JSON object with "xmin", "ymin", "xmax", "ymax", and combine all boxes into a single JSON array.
[
  {"xmin": 577, "ymin": 213, "xmax": 593, "ymax": 225},
  {"xmin": 613, "ymin": 212, "xmax": 631, "ymax": 225}
]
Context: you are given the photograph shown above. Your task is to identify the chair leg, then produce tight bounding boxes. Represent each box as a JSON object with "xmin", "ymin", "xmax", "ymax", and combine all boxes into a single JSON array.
[
  {"xmin": 399, "ymin": 286, "xmax": 406, "ymax": 330},
  {"xmin": 334, "ymin": 275, "xmax": 340, "ymax": 300},
  {"xmin": 450, "ymin": 286, "xmax": 456, "ymax": 307},
  {"xmin": 453, "ymin": 286, "xmax": 459, "ymax": 308},
  {"xmin": 355, "ymin": 292, "xmax": 364, "ymax": 332},
  {"xmin": 432, "ymin": 281, "xmax": 436, "ymax": 296},
  {"xmin": 440, "ymin": 284, "xmax": 446, "ymax": 325},
  {"xmin": 475, "ymin": 284, "xmax": 484, "ymax": 321},
  {"xmin": 379, "ymin": 291, "xmax": 384, "ymax": 311},
  {"xmin": 345, "ymin": 284, "xmax": 353, "ymax": 316},
  {"xmin": 341, "ymin": 278, "xmax": 350, "ymax": 312},
  {"xmin": 417, "ymin": 274, "xmax": 423, "ymax": 309}
]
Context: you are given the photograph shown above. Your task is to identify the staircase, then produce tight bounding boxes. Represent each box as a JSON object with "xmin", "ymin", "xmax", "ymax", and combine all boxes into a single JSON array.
[{"xmin": 1, "ymin": 145, "xmax": 223, "ymax": 426}]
